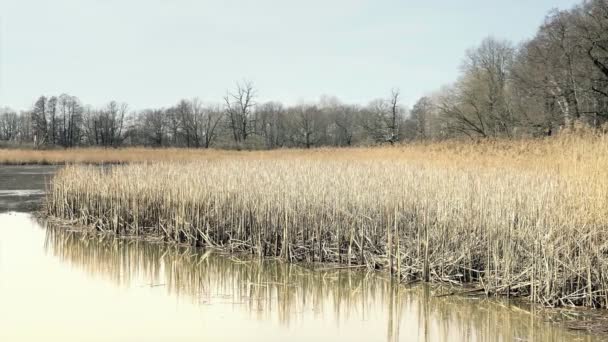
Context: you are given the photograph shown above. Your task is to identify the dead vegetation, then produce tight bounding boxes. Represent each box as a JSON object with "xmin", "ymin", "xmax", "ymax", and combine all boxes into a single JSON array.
[{"xmin": 45, "ymin": 133, "xmax": 608, "ymax": 309}]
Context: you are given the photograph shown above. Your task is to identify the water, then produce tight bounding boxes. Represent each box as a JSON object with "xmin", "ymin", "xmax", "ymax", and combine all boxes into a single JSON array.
[
  {"xmin": 0, "ymin": 165, "xmax": 57, "ymax": 212},
  {"xmin": 0, "ymin": 165, "xmax": 605, "ymax": 341}
]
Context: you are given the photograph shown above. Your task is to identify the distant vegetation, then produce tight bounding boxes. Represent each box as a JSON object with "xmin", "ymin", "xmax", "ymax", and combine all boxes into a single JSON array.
[
  {"xmin": 46, "ymin": 133, "xmax": 608, "ymax": 309},
  {"xmin": 1, "ymin": 0, "xmax": 607, "ymax": 149}
]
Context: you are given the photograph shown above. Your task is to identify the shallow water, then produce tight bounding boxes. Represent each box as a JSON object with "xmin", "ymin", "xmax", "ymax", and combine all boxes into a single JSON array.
[
  {"xmin": 0, "ymin": 212, "xmax": 603, "ymax": 342},
  {"xmin": 0, "ymin": 165, "xmax": 606, "ymax": 341},
  {"xmin": 0, "ymin": 165, "xmax": 58, "ymax": 212}
]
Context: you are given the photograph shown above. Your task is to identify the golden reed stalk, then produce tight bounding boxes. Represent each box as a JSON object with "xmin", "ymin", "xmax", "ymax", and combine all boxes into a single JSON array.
[{"xmin": 45, "ymin": 133, "xmax": 608, "ymax": 308}]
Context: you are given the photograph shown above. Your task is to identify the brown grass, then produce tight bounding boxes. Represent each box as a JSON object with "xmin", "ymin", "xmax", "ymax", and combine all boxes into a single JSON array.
[
  {"xmin": 45, "ymin": 133, "xmax": 608, "ymax": 308},
  {"xmin": 2, "ymin": 133, "xmax": 604, "ymax": 169}
]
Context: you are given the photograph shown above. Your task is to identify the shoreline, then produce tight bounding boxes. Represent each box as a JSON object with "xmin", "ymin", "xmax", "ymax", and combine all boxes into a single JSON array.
[{"xmin": 41, "ymin": 212, "xmax": 608, "ymax": 336}]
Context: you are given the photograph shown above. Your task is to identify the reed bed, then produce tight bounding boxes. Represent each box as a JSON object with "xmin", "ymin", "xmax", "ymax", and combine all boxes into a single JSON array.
[
  {"xmin": 0, "ymin": 147, "xmax": 241, "ymax": 165},
  {"xmin": 2, "ymin": 131, "xmax": 605, "ymax": 167},
  {"xmin": 46, "ymin": 134, "xmax": 608, "ymax": 309}
]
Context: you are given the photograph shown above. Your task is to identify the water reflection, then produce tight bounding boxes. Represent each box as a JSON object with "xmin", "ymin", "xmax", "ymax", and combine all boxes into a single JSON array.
[{"xmin": 43, "ymin": 221, "xmax": 602, "ymax": 342}]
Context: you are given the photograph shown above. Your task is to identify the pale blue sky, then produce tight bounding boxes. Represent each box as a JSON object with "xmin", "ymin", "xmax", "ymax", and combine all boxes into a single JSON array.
[{"xmin": 0, "ymin": 0, "xmax": 580, "ymax": 111}]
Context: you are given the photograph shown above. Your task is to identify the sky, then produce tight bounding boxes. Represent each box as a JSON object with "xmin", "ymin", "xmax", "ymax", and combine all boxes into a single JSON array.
[{"xmin": 0, "ymin": 0, "xmax": 581, "ymax": 111}]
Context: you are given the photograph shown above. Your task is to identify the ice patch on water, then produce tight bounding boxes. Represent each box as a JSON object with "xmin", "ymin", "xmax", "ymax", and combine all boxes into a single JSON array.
[
  {"xmin": 0, "ymin": 190, "xmax": 45, "ymax": 197},
  {"xmin": 16, "ymin": 172, "xmax": 54, "ymax": 175}
]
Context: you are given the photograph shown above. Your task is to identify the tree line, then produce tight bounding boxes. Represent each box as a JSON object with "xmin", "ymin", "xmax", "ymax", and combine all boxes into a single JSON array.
[
  {"xmin": 1, "ymin": 0, "xmax": 607, "ymax": 149},
  {"xmin": 0, "ymin": 85, "xmax": 409, "ymax": 149}
]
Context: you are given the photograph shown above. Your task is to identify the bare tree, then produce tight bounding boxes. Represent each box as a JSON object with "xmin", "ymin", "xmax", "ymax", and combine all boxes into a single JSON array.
[
  {"xmin": 55, "ymin": 94, "xmax": 84, "ymax": 147},
  {"xmin": 175, "ymin": 99, "xmax": 194, "ymax": 147},
  {"xmin": 359, "ymin": 98, "xmax": 388, "ymax": 143},
  {"xmin": 31, "ymin": 96, "xmax": 48, "ymax": 147},
  {"xmin": 289, "ymin": 105, "xmax": 326, "ymax": 148},
  {"xmin": 47, "ymin": 96, "xmax": 58, "ymax": 145},
  {"xmin": 138, "ymin": 109, "xmax": 167, "ymax": 147},
  {"xmin": 319, "ymin": 96, "xmax": 359, "ymax": 146},
  {"xmin": 0, "ymin": 108, "xmax": 19, "ymax": 142},
  {"xmin": 257, "ymin": 102, "xmax": 286, "ymax": 148},
  {"xmin": 439, "ymin": 38, "xmax": 517, "ymax": 138},
  {"xmin": 411, "ymin": 96, "xmax": 433, "ymax": 139},
  {"xmin": 576, "ymin": 0, "xmax": 608, "ymax": 125},
  {"xmin": 200, "ymin": 104, "xmax": 223, "ymax": 148},
  {"xmin": 437, "ymin": 84, "xmax": 490, "ymax": 138},
  {"xmin": 224, "ymin": 81, "xmax": 256, "ymax": 147},
  {"xmin": 94, "ymin": 101, "xmax": 127, "ymax": 147},
  {"xmin": 359, "ymin": 90, "xmax": 405, "ymax": 144},
  {"xmin": 387, "ymin": 88, "xmax": 402, "ymax": 144}
]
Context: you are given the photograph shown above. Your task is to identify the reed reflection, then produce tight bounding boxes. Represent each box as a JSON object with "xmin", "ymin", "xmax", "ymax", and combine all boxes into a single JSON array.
[{"xmin": 44, "ymin": 224, "xmax": 599, "ymax": 342}]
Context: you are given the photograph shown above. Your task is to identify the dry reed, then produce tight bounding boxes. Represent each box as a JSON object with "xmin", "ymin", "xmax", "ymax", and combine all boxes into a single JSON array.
[{"xmin": 45, "ymin": 134, "xmax": 608, "ymax": 309}]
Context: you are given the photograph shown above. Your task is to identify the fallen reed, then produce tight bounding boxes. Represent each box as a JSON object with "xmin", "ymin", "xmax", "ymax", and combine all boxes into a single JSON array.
[{"xmin": 46, "ymin": 133, "xmax": 608, "ymax": 308}]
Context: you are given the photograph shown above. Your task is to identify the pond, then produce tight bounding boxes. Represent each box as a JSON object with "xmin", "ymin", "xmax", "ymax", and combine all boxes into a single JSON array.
[
  {"xmin": 0, "ymin": 165, "xmax": 604, "ymax": 341},
  {"xmin": 0, "ymin": 165, "xmax": 58, "ymax": 212}
]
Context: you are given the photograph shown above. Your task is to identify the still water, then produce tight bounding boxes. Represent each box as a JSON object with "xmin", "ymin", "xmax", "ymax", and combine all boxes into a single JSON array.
[
  {"xmin": 0, "ymin": 213, "xmax": 602, "ymax": 342},
  {"xmin": 0, "ymin": 166, "xmax": 605, "ymax": 341},
  {"xmin": 0, "ymin": 165, "xmax": 57, "ymax": 212}
]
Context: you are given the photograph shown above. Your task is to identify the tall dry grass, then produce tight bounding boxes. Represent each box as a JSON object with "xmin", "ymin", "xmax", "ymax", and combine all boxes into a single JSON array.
[
  {"xmin": 2, "ymin": 132, "xmax": 604, "ymax": 167},
  {"xmin": 0, "ymin": 147, "xmax": 241, "ymax": 165},
  {"xmin": 46, "ymin": 134, "xmax": 608, "ymax": 308}
]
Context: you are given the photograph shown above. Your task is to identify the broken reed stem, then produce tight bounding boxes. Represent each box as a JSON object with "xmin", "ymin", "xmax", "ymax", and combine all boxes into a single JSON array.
[{"xmin": 45, "ymin": 134, "xmax": 608, "ymax": 309}]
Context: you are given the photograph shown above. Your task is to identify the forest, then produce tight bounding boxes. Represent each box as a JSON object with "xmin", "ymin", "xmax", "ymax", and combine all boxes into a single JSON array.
[{"xmin": 1, "ymin": 0, "xmax": 607, "ymax": 149}]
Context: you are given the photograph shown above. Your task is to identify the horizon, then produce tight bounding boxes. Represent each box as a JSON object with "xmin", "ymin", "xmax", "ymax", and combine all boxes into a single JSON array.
[{"xmin": 1, "ymin": 0, "xmax": 581, "ymax": 112}]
